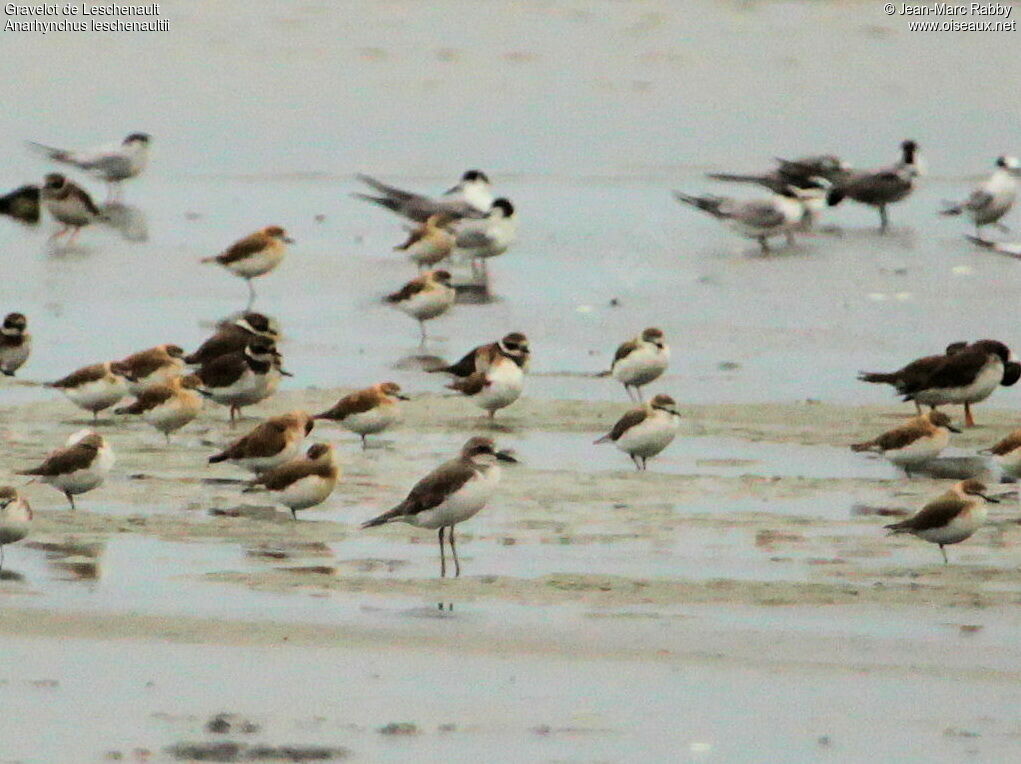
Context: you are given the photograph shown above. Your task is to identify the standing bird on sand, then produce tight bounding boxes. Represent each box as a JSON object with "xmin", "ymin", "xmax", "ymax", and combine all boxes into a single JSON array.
[
  {"xmin": 386, "ymin": 269, "xmax": 455, "ymax": 345},
  {"xmin": 202, "ymin": 226, "xmax": 294, "ymax": 309},
  {"xmin": 46, "ymin": 361, "xmax": 128, "ymax": 421},
  {"xmin": 394, "ymin": 213, "xmax": 456, "ymax": 270},
  {"xmin": 361, "ymin": 436, "xmax": 517, "ymax": 578},
  {"xmin": 195, "ymin": 338, "xmax": 289, "ymax": 424},
  {"xmin": 114, "ymin": 375, "xmax": 204, "ymax": 443},
  {"xmin": 40, "ymin": 173, "xmax": 105, "ymax": 243},
  {"xmin": 602, "ymin": 327, "xmax": 670, "ymax": 401},
  {"xmin": 941, "ymin": 155, "xmax": 1020, "ymax": 237},
  {"xmin": 242, "ymin": 443, "xmax": 339, "ymax": 520},
  {"xmin": 429, "ymin": 332, "xmax": 531, "ymax": 379},
  {"xmin": 0, "ymin": 313, "xmax": 31, "ymax": 377},
  {"xmin": 314, "ymin": 381, "xmax": 409, "ymax": 449},
  {"xmin": 860, "ymin": 340, "xmax": 1018, "ymax": 427},
  {"xmin": 445, "ymin": 335, "xmax": 530, "ymax": 420},
  {"xmin": 884, "ymin": 479, "xmax": 999, "ymax": 564},
  {"xmin": 185, "ymin": 312, "xmax": 279, "ymax": 367},
  {"xmin": 208, "ymin": 410, "xmax": 314, "ymax": 475},
  {"xmin": 28, "ymin": 132, "xmax": 150, "ymax": 200},
  {"xmin": 453, "ymin": 198, "xmax": 517, "ymax": 275},
  {"xmin": 850, "ymin": 410, "xmax": 960, "ymax": 476},
  {"xmin": 353, "ymin": 169, "xmax": 493, "ymax": 222},
  {"xmin": 17, "ymin": 430, "xmax": 114, "ymax": 510},
  {"xmin": 0, "ymin": 487, "xmax": 32, "ymax": 572},
  {"xmin": 595, "ymin": 394, "xmax": 682, "ymax": 471},
  {"xmin": 826, "ymin": 140, "xmax": 922, "ymax": 233}
]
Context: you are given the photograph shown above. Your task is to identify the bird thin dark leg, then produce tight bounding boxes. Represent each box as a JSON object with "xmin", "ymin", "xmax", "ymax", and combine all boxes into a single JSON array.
[
  {"xmin": 361, "ymin": 434, "xmax": 368, "ymax": 450},
  {"xmin": 965, "ymin": 402, "xmax": 975, "ymax": 428},
  {"xmin": 245, "ymin": 279, "xmax": 256, "ymax": 310},
  {"xmin": 879, "ymin": 205, "xmax": 889, "ymax": 233},
  {"xmin": 449, "ymin": 525, "xmax": 460, "ymax": 577},
  {"xmin": 759, "ymin": 237, "xmax": 770, "ymax": 254},
  {"xmin": 291, "ymin": 508, "xmax": 298, "ymax": 520},
  {"xmin": 419, "ymin": 320, "xmax": 427, "ymax": 346},
  {"xmin": 65, "ymin": 491, "xmax": 75, "ymax": 511},
  {"xmin": 631, "ymin": 454, "xmax": 641, "ymax": 471},
  {"xmin": 940, "ymin": 544, "xmax": 948, "ymax": 565},
  {"xmin": 438, "ymin": 527, "xmax": 447, "ymax": 578},
  {"xmin": 0, "ymin": 545, "xmax": 5, "ymax": 573}
]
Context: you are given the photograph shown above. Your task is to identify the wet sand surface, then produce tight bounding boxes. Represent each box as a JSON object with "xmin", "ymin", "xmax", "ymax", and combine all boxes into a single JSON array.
[{"xmin": 4, "ymin": 0, "xmax": 1021, "ymax": 760}]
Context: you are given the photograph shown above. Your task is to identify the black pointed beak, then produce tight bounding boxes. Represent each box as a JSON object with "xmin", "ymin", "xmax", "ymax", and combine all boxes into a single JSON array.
[
  {"xmin": 283, "ymin": 236, "xmax": 295, "ymax": 244},
  {"xmin": 980, "ymin": 493, "xmax": 1000, "ymax": 503},
  {"xmin": 496, "ymin": 450, "xmax": 518, "ymax": 463},
  {"xmin": 443, "ymin": 184, "xmax": 460, "ymax": 195},
  {"xmin": 279, "ymin": 368, "xmax": 294, "ymax": 377},
  {"xmin": 948, "ymin": 425, "xmax": 963, "ymax": 433},
  {"xmin": 395, "ymin": 394, "xmax": 411, "ymax": 401}
]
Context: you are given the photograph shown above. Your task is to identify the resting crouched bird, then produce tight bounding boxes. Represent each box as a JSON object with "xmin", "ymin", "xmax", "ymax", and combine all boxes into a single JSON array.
[
  {"xmin": 243, "ymin": 443, "xmax": 339, "ymax": 519},
  {"xmin": 595, "ymin": 394, "xmax": 682, "ymax": 471},
  {"xmin": 884, "ymin": 479, "xmax": 999, "ymax": 564},
  {"xmin": 361, "ymin": 436, "xmax": 517, "ymax": 578},
  {"xmin": 850, "ymin": 410, "xmax": 959, "ymax": 476},
  {"xmin": 0, "ymin": 487, "xmax": 32, "ymax": 572},
  {"xmin": 313, "ymin": 381, "xmax": 409, "ymax": 449}
]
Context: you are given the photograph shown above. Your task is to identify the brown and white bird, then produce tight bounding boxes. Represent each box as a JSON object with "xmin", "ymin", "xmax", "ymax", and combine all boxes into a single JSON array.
[
  {"xmin": 115, "ymin": 374, "xmax": 204, "ymax": 442},
  {"xmin": 884, "ymin": 479, "xmax": 998, "ymax": 564},
  {"xmin": 851, "ymin": 410, "xmax": 960, "ymax": 476},
  {"xmin": 208, "ymin": 410, "xmax": 314, "ymax": 474},
  {"xmin": 17, "ymin": 430, "xmax": 114, "ymax": 510},
  {"xmin": 394, "ymin": 213, "xmax": 456, "ymax": 270},
  {"xmin": 40, "ymin": 173, "xmax": 105, "ymax": 243},
  {"xmin": 595, "ymin": 394, "xmax": 682, "ymax": 471},
  {"xmin": 116, "ymin": 344, "xmax": 186, "ymax": 395},
  {"xmin": 361, "ymin": 436, "xmax": 517, "ymax": 577},
  {"xmin": 860, "ymin": 340, "xmax": 1020, "ymax": 426},
  {"xmin": 195, "ymin": 337, "xmax": 288, "ymax": 424},
  {"xmin": 46, "ymin": 361, "xmax": 128, "ymax": 420},
  {"xmin": 201, "ymin": 226, "xmax": 294, "ymax": 307},
  {"xmin": 386, "ymin": 269, "xmax": 455, "ymax": 344},
  {"xmin": 440, "ymin": 334, "xmax": 531, "ymax": 420},
  {"xmin": 0, "ymin": 487, "xmax": 32, "ymax": 572},
  {"xmin": 603, "ymin": 327, "xmax": 670, "ymax": 401},
  {"xmin": 184, "ymin": 312, "xmax": 279, "ymax": 366},
  {"xmin": 314, "ymin": 381, "xmax": 409, "ymax": 449},
  {"xmin": 429, "ymin": 333, "xmax": 531, "ymax": 379},
  {"xmin": 242, "ymin": 443, "xmax": 339, "ymax": 519},
  {"xmin": 0, "ymin": 313, "xmax": 31, "ymax": 377},
  {"xmin": 982, "ymin": 428, "xmax": 1021, "ymax": 480}
]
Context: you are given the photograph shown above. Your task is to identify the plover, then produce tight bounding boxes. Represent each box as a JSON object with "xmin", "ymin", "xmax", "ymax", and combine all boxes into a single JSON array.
[
  {"xmin": 0, "ymin": 313, "xmax": 31, "ymax": 377},
  {"xmin": 851, "ymin": 410, "xmax": 960, "ymax": 476},
  {"xmin": 445, "ymin": 334, "xmax": 531, "ymax": 419},
  {"xmin": 884, "ymin": 479, "xmax": 998, "ymax": 564},
  {"xmin": 201, "ymin": 226, "xmax": 294, "ymax": 308},
  {"xmin": 827, "ymin": 140, "xmax": 921, "ymax": 233},
  {"xmin": 429, "ymin": 332, "xmax": 531, "ymax": 378},
  {"xmin": 17, "ymin": 430, "xmax": 114, "ymax": 510},
  {"xmin": 0, "ymin": 184, "xmax": 41, "ymax": 224},
  {"xmin": 453, "ymin": 198, "xmax": 517, "ymax": 274},
  {"xmin": 314, "ymin": 381, "xmax": 409, "ymax": 449},
  {"xmin": 672, "ymin": 185, "xmax": 822, "ymax": 253},
  {"xmin": 594, "ymin": 393, "xmax": 682, "ymax": 471},
  {"xmin": 196, "ymin": 338, "xmax": 288, "ymax": 424},
  {"xmin": 208, "ymin": 410, "xmax": 314, "ymax": 474},
  {"xmin": 361, "ymin": 436, "xmax": 517, "ymax": 577},
  {"xmin": 386, "ymin": 269, "xmax": 455, "ymax": 344},
  {"xmin": 941, "ymin": 155, "xmax": 1019, "ymax": 237},
  {"xmin": 28, "ymin": 133, "xmax": 150, "ymax": 200},
  {"xmin": 184, "ymin": 312, "xmax": 279, "ymax": 366},
  {"xmin": 602, "ymin": 327, "xmax": 670, "ymax": 401},
  {"xmin": 859, "ymin": 341, "xmax": 969, "ymax": 414},
  {"xmin": 353, "ymin": 170, "xmax": 492, "ymax": 222},
  {"xmin": 117, "ymin": 344, "xmax": 186, "ymax": 395},
  {"xmin": 40, "ymin": 173, "xmax": 104, "ymax": 243},
  {"xmin": 0, "ymin": 487, "xmax": 32, "ymax": 572},
  {"xmin": 982, "ymin": 429, "xmax": 1021, "ymax": 480},
  {"xmin": 242, "ymin": 443, "xmax": 339, "ymax": 519},
  {"xmin": 708, "ymin": 154, "xmax": 851, "ymax": 193},
  {"xmin": 46, "ymin": 361, "xmax": 128, "ymax": 420},
  {"xmin": 882, "ymin": 340, "xmax": 1018, "ymax": 427},
  {"xmin": 115, "ymin": 374, "xmax": 204, "ymax": 442},
  {"xmin": 395, "ymin": 213, "xmax": 456, "ymax": 270}
]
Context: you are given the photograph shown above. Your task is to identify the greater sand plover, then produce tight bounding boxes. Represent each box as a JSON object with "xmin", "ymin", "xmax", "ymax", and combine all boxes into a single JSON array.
[
  {"xmin": 884, "ymin": 479, "xmax": 998, "ymax": 564},
  {"xmin": 202, "ymin": 226, "xmax": 293, "ymax": 308},
  {"xmin": 595, "ymin": 393, "xmax": 681, "ymax": 471},
  {"xmin": 242, "ymin": 443, "xmax": 339, "ymax": 520},
  {"xmin": 361, "ymin": 436, "xmax": 517, "ymax": 577},
  {"xmin": 851, "ymin": 410, "xmax": 960, "ymax": 476},
  {"xmin": 394, "ymin": 213, "xmax": 456, "ymax": 270},
  {"xmin": 983, "ymin": 428, "xmax": 1021, "ymax": 480},
  {"xmin": 386, "ymin": 269, "xmax": 455, "ymax": 344},
  {"xmin": 117, "ymin": 344, "xmax": 186, "ymax": 395},
  {"xmin": 115, "ymin": 374, "xmax": 204, "ymax": 442},
  {"xmin": 208, "ymin": 411, "xmax": 314, "ymax": 474},
  {"xmin": 17, "ymin": 430, "xmax": 114, "ymax": 510},
  {"xmin": 314, "ymin": 381, "xmax": 409, "ymax": 449},
  {"xmin": 46, "ymin": 361, "xmax": 128, "ymax": 420}
]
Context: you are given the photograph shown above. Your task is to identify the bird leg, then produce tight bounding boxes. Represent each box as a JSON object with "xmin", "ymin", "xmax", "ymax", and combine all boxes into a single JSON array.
[
  {"xmin": 49, "ymin": 225, "xmax": 70, "ymax": 242},
  {"xmin": 360, "ymin": 434, "xmax": 368, "ymax": 450},
  {"xmin": 449, "ymin": 526, "xmax": 461, "ymax": 578},
  {"xmin": 631, "ymin": 454, "xmax": 642, "ymax": 471},
  {"xmin": 438, "ymin": 527, "xmax": 447, "ymax": 578},
  {"xmin": 65, "ymin": 491, "xmax": 76, "ymax": 511},
  {"xmin": 879, "ymin": 205, "xmax": 889, "ymax": 233},
  {"xmin": 0, "ymin": 545, "xmax": 5, "ymax": 573},
  {"xmin": 758, "ymin": 237, "xmax": 771, "ymax": 254},
  {"xmin": 67, "ymin": 226, "xmax": 81, "ymax": 245},
  {"xmin": 291, "ymin": 508, "xmax": 298, "ymax": 520},
  {"xmin": 245, "ymin": 279, "xmax": 256, "ymax": 310},
  {"xmin": 940, "ymin": 544, "xmax": 948, "ymax": 565},
  {"xmin": 419, "ymin": 320, "xmax": 427, "ymax": 346},
  {"xmin": 965, "ymin": 402, "xmax": 975, "ymax": 428},
  {"xmin": 913, "ymin": 400, "xmax": 922, "ymax": 415},
  {"xmin": 635, "ymin": 385, "xmax": 645, "ymax": 403}
]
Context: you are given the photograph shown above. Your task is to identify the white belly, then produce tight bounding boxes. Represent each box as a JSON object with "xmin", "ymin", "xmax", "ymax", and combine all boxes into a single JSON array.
[
  {"xmin": 612, "ymin": 345, "xmax": 670, "ymax": 387},
  {"xmin": 0, "ymin": 340, "xmax": 31, "ymax": 374},
  {"xmin": 46, "ymin": 196, "xmax": 94, "ymax": 226},
  {"xmin": 915, "ymin": 505, "xmax": 986, "ymax": 546},
  {"xmin": 226, "ymin": 246, "xmax": 285, "ymax": 278},
  {"xmin": 144, "ymin": 393, "xmax": 202, "ymax": 434},
  {"xmin": 407, "ymin": 236, "xmax": 453, "ymax": 266},
  {"xmin": 0, "ymin": 521, "xmax": 29, "ymax": 546},
  {"xmin": 472, "ymin": 361, "xmax": 524, "ymax": 412},
  {"xmin": 914, "ymin": 359, "xmax": 1003, "ymax": 406},
  {"xmin": 615, "ymin": 413, "xmax": 680, "ymax": 459},
  {"xmin": 408, "ymin": 467, "xmax": 500, "ymax": 529},
  {"xmin": 65, "ymin": 378, "xmax": 126, "ymax": 413},
  {"xmin": 398, "ymin": 287, "xmax": 454, "ymax": 321},
  {"xmin": 45, "ymin": 465, "xmax": 107, "ymax": 496},
  {"xmin": 884, "ymin": 430, "xmax": 949, "ymax": 467},
  {"xmin": 343, "ymin": 405, "xmax": 400, "ymax": 436},
  {"xmin": 278, "ymin": 474, "xmax": 336, "ymax": 511},
  {"xmin": 994, "ymin": 447, "xmax": 1021, "ymax": 479}
]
